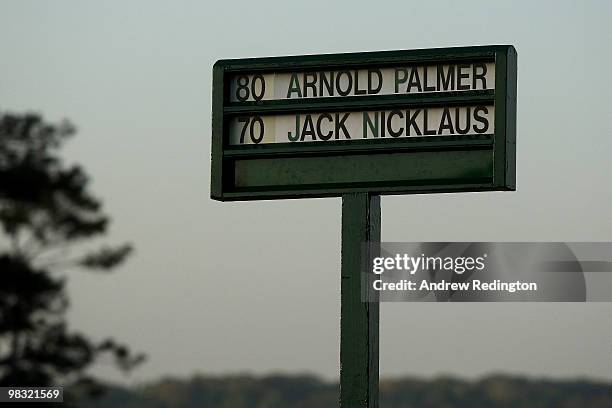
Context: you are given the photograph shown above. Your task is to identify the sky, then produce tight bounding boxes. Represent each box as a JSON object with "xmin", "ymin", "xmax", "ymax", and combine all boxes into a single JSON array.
[{"xmin": 1, "ymin": 0, "xmax": 611, "ymax": 386}]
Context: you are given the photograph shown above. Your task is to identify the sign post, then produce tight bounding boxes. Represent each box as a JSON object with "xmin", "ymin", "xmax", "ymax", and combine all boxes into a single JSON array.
[
  {"xmin": 341, "ymin": 193, "xmax": 380, "ymax": 407},
  {"xmin": 211, "ymin": 45, "xmax": 517, "ymax": 407}
]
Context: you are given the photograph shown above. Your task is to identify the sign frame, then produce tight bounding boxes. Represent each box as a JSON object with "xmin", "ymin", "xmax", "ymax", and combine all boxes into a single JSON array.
[{"xmin": 211, "ymin": 45, "xmax": 516, "ymax": 201}]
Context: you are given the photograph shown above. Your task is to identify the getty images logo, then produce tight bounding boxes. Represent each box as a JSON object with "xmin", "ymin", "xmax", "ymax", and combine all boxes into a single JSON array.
[{"xmin": 372, "ymin": 253, "xmax": 488, "ymax": 275}]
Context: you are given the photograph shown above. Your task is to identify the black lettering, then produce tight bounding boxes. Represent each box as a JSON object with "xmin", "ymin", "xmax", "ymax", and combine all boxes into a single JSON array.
[
  {"xmin": 407, "ymin": 67, "xmax": 422, "ymax": 92},
  {"xmin": 387, "ymin": 110, "xmax": 404, "ymax": 137},
  {"xmin": 251, "ymin": 75, "xmax": 265, "ymax": 101},
  {"xmin": 300, "ymin": 114, "xmax": 316, "ymax": 141},
  {"xmin": 288, "ymin": 114, "xmax": 300, "ymax": 141},
  {"xmin": 287, "ymin": 74, "xmax": 302, "ymax": 98},
  {"xmin": 423, "ymin": 66, "xmax": 435, "ymax": 92},
  {"xmin": 336, "ymin": 71, "xmax": 353, "ymax": 97},
  {"xmin": 473, "ymin": 106, "xmax": 489, "ymax": 133},
  {"xmin": 368, "ymin": 69, "xmax": 383, "ymax": 94},
  {"xmin": 238, "ymin": 116, "xmax": 249, "ymax": 143},
  {"xmin": 455, "ymin": 107, "xmax": 471, "ymax": 135},
  {"xmin": 316, "ymin": 113, "xmax": 333, "ymax": 140},
  {"xmin": 363, "ymin": 111, "xmax": 379, "ymax": 138},
  {"xmin": 406, "ymin": 109, "xmax": 422, "ymax": 136},
  {"xmin": 236, "ymin": 76, "xmax": 250, "ymax": 101},
  {"xmin": 249, "ymin": 116, "xmax": 264, "ymax": 144},
  {"xmin": 354, "ymin": 70, "xmax": 366, "ymax": 95},
  {"xmin": 303, "ymin": 72, "xmax": 317, "ymax": 97},
  {"xmin": 335, "ymin": 113, "xmax": 351, "ymax": 139},
  {"xmin": 380, "ymin": 111, "xmax": 386, "ymax": 137},
  {"xmin": 457, "ymin": 64, "xmax": 470, "ymax": 90},
  {"xmin": 423, "ymin": 109, "xmax": 436, "ymax": 135},
  {"xmin": 320, "ymin": 71, "xmax": 335, "ymax": 97},
  {"xmin": 394, "ymin": 68, "xmax": 408, "ymax": 93},
  {"xmin": 438, "ymin": 108, "xmax": 454, "ymax": 135},
  {"xmin": 437, "ymin": 65, "xmax": 455, "ymax": 91},
  {"xmin": 473, "ymin": 63, "xmax": 487, "ymax": 89}
]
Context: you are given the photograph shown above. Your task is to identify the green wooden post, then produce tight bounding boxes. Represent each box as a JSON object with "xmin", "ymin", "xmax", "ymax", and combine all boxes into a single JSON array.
[{"xmin": 340, "ymin": 193, "xmax": 380, "ymax": 408}]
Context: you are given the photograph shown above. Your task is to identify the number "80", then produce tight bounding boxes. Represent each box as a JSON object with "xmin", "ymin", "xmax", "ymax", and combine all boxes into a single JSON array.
[{"xmin": 235, "ymin": 75, "xmax": 266, "ymax": 102}]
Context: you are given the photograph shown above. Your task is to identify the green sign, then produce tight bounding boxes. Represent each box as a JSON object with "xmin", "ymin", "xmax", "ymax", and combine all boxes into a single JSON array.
[
  {"xmin": 210, "ymin": 46, "xmax": 517, "ymax": 407},
  {"xmin": 211, "ymin": 45, "xmax": 516, "ymax": 201}
]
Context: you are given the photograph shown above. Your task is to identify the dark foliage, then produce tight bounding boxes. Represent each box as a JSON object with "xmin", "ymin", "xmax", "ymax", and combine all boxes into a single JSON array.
[
  {"xmin": 0, "ymin": 112, "xmax": 144, "ymax": 403},
  {"xmin": 77, "ymin": 374, "xmax": 612, "ymax": 408}
]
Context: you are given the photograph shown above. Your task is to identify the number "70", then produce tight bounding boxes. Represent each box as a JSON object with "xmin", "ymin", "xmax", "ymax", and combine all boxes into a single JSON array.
[{"xmin": 237, "ymin": 116, "xmax": 265, "ymax": 144}]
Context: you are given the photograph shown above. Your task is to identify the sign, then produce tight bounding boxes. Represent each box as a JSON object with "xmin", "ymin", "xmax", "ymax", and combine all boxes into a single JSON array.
[
  {"xmin": 210, "ymin": 46, "xmax": 518, "ymax": 407},
  {"xmin": 211, "ymin": 46, "xmax": 516, "ymax": 201}
]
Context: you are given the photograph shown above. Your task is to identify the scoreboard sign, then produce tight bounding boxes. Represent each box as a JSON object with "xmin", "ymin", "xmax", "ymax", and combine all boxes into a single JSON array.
[{"xmin": 211, "ymin": 45, "xmax": 516, "ymax": 201}]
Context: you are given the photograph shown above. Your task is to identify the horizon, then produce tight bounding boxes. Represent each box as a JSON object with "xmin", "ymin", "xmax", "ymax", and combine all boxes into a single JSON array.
[{"xmin": 1, "ymin": 0, "xmax": 611, "ymax": 388}]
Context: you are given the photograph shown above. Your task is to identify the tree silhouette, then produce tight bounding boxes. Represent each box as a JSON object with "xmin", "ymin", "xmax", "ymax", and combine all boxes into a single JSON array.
[{"xmin": 0, "ymin": 112, "xmax": 144, "ymax": 400}]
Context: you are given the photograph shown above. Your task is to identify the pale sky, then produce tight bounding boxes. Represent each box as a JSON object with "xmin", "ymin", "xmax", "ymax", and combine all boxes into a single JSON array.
[{"xmin": 1, "ymin": 0, "xmax": 611, "ymax": 386}]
